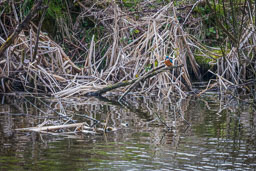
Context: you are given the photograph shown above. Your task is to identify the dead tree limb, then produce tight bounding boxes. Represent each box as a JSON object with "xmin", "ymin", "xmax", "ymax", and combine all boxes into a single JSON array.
[
  {"xmin": 16, "ymin": 122, "xmax": 87, "ymax": 132},
  {"xmin": 0, "ymin": 0, "xmax": 43, "ymax": 57},
  {"xmin": 119, "ymin": 64, "xmax": 184, "ymax": 100},
  {"xmin": 86, "ymin": 64, "xmax": 183, "ymax": 97},
  {"xmin": 32, "ymin": 1, "xmax": 49, "ymax": 61}
]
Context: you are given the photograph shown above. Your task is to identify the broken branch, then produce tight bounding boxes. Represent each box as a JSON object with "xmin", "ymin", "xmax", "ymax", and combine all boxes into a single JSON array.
[{"xmin": 86, "ymin": 64, "xmax": 183, "ymax": 97}]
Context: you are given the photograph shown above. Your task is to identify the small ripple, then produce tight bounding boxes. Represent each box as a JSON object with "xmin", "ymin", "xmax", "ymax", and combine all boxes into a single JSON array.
[
  {"xmin": 202, "ymin": 165, "xmax": 216, "ymax": 169},
  {"xmin": 214, "ymin": 152, "xmax": 229, "ymax": 155},
  {"xmin": 175, "ymin": 152, "xmax": 197, "ymax": 157},
  {"xmin": 126, "ymin": 146, "xmax": 139, "ymax": 149},
  {"xmin": 176, "ymin": 157, "xmax": 190, "ymax": 161},
  {"xmin": 137, "ymin": 154, "xmax": 151, "ymax": 158},
  {"xmin": 202, "ymin": 158, "xmax": 210, "ymax": 162}
]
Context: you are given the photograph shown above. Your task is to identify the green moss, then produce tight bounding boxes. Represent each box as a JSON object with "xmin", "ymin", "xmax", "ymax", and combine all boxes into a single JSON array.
[
  {"xmin": 195, "ymin": 48, "xmax": 230, "ymax": 65},
  {"xmin": 122, "ymin": 80, "xmax": 129, "ymax": 84},
  {"xmin": 122, "ymin": 0, "xmax": 140, "ymax": 8},
  {"xmin": 195, "ymin": 54, "xmax": 212, "ymax": 65}
]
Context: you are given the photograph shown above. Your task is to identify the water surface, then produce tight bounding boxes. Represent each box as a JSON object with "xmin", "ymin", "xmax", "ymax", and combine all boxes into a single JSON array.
[{"xmin": 0, "ymin": 94, "xmax": 255, "ymax": 170}]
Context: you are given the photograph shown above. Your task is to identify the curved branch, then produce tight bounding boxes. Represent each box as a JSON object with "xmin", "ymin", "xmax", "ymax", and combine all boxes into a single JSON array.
[{"xmin": 86, "ymin": 64, "xmax": 183, "ymax": 97}]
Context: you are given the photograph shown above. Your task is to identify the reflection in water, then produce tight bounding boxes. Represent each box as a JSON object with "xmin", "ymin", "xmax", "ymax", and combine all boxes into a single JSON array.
[{"xmin": 0, "ymin": 94, "xmax": 255, "ymax": 170}]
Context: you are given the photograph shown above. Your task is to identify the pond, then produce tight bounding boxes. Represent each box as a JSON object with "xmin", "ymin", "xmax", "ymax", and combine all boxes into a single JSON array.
[{"xmin": 0, "ymin": 93, "xmax": 255, "ymax": 170}]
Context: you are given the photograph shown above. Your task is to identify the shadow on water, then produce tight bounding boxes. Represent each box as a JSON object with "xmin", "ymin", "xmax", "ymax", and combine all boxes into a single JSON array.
[{"xmin": 0, "ymin": 93, "xmax": 255, "ymax": 170}]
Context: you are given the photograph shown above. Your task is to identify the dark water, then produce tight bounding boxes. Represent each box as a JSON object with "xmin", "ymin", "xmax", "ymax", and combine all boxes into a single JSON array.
[{"xmin": 0, "ymin": 94, "xmax": 255, "ymax": 170}]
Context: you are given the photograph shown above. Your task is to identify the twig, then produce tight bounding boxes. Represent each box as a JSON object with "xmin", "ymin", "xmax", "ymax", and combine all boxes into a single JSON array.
[{"xmin": 183, "ymin": 0, "xmax": 203, "ymax": 25}]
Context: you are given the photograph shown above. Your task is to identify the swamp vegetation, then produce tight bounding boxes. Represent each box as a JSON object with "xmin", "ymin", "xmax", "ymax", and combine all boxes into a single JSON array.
[
  {"xmin": 0, "ymin": 0, "xmax": 256, "ymax": 170},
  {"xmin": 0, "ymin": 0, "xmax": 255, "ymax": 98}
]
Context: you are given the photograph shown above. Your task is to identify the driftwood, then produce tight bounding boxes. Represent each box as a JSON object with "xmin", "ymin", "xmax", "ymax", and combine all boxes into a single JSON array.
[
  {"xmin": 16, "ymin": 121, "xmax": 116, "ymax": 134},
  {"xmin": 86, "ymin": 64, "xmax": 183, "ymax": 97},
  {"xmin": 16, "ymin": 122, "xmax": 87, "ymax": 132},
  {"xmin": 0, "ymin": 0, "xmax": 43, "ymax": 57}
]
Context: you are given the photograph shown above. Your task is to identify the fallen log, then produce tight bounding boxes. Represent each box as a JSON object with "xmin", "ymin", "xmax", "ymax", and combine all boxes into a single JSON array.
[{"xmin": 86, "ymin": 64, "xmax": 183, "ymax": 97}]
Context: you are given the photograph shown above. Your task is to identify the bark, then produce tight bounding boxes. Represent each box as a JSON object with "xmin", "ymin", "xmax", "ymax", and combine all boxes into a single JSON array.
[{"xmin": 86, "ymin": 64, "xmax": 183, "ymax": 97}]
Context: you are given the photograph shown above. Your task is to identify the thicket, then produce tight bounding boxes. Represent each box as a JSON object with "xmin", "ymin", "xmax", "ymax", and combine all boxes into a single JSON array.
[{"xmin": 0, "ymin": 0, "xmax": 255, "ymax": 100}]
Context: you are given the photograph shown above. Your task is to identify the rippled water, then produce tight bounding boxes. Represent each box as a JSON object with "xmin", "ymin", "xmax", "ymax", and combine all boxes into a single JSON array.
[{"xmin": 0, "ymin": 94, "xmax": 255, "ymax": 170}]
